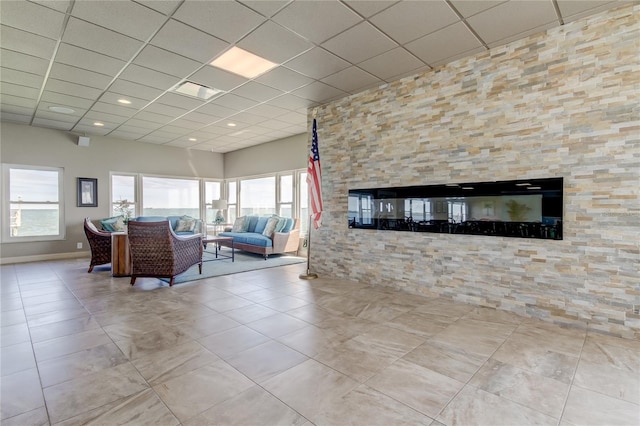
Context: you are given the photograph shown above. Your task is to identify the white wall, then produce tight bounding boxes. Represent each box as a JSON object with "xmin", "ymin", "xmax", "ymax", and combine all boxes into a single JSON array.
[
  {"xmin": 224, "ymin": 133, "xmax": 307, "ymax": 178},
  {"xmin": 0, "ymin": 122, "xmax": 224, "ymax": 260}
]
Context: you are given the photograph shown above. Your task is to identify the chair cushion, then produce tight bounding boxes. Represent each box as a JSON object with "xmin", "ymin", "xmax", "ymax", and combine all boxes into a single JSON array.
[{"xmin": 175, "ymin": 218, "xmax": 196, "ymax": 232}]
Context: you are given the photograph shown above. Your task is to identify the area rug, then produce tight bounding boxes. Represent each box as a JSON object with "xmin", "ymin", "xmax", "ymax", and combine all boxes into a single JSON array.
[{"xmin": 160, "ymin": 249, "xmax": 306, "ymax": 284}]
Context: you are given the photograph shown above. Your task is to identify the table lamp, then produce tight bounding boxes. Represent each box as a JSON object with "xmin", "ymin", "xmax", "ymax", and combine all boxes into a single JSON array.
[{"xmin": 211, "ymin": 199, "xmax": 227, "ymax": 224}]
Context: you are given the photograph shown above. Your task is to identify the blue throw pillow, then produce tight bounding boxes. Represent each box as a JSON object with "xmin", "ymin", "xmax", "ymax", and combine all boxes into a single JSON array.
[
  {"xmin": 281, "ymin": 218, "xmax": 295, "ymax": 233},
  {"xmin": 246, "ymin": 216, "xmax": 259, "ymax": 232},
  {"xmin": 100, "ymin": 216, "xmax": 122, "ymax": 232},
  {"xmin": 254, "ymin": 217, "xmax": 269, "ymax": 234}
]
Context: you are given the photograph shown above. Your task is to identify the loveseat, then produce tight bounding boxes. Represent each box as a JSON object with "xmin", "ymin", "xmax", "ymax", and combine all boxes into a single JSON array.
[
  {"xmin": 99, "ymin": 215, "xmax": 203, "ymax": 236},
  {"xmin": 219, "ymin": 216, "xmax": 300, "ymax": 259}
]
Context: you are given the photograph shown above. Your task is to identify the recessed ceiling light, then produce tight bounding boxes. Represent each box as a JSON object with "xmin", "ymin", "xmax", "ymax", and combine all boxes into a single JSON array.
[
  {"xmin": 93, "ymin": 122, "xmax": 104, "ymax": 127},
  {"xmin": 227, "ymin": 123, "xmax": 236, "ymax": 127},
  {"xmin": 210, "ymin": 46, "xmax": 277, "ymax": 79},
  {"xmin": 516, "ymin": 182, "xmax": 531, "ymax": 186},
  {"xmin": 527, "ymin": 186, "xmax": 542, "ymax": 190},
  {"xmin": 461, "ymin": 186, "xmax": 474, "ymax": 190},
  {"xmin": 48, "ymin": 106, "xmax": 75, "ymax": 114},
  {"xmin": 117, "ymin": 98, "xmax": 132, "ymax": 104},
  {"xmin": 173, "ymin": 81, "xmax": 223, "ymax": 100},
  {"xmin": 188, "ymin": 138, "xmax": 197, "ymax": 141}
]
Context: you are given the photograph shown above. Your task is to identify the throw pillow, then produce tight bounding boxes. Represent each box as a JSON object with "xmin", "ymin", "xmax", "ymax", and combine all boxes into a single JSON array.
[
  {"xmin": 231, "ymin": 216, "xmax": 245, "ymax": 232},
  {"xmin": 262, "ymin": 217, "xmax": 279, "ymax": 238},
  {"xmin": 86, "ymin": 220, "xmax": 100, "ymax": 233},
  {"xmin": 112, "ymin": 216, "xmax": 126, "ymax": 232},
  {"xmin": 274, "ymin": 216, "xmax": 288, "ymax": 233},
  {"xmin": 100, "ymin": 216, "xmax": 122, "ymax": 232},
  {"xmin": 175, "ymin": 218, "xmax": 196, "ymax": 232}
]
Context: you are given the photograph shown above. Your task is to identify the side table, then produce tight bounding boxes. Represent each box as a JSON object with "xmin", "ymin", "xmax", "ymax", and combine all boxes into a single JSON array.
[{"xmin": 111, "ymin": 232, "xmax": 131, "ymax": 277}]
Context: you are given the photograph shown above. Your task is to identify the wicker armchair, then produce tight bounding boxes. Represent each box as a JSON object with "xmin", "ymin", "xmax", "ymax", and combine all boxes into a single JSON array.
[
  {"xmin": 127, "ymin": 220, "xmax": 203, "ymax": 287},
  {"xmin": 83, "ymin": 217, "xmax": 112, "ymax": 273}
]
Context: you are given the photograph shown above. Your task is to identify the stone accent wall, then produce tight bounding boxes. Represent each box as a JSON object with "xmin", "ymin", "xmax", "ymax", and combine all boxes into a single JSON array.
[{"xmin": 311, "ymin": 4, "xmax": 640, "ymax": 339}]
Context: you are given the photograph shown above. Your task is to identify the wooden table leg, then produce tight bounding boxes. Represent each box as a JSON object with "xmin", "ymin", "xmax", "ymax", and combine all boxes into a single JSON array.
[{"xmin": 111, "ymin": 233, "xmax": 131, "ymax": 277}]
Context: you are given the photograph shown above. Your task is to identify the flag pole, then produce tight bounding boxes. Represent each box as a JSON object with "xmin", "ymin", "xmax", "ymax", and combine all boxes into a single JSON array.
[{"xmin": 299, "ymin": 214, "xmax": 318, "ymax": 280}]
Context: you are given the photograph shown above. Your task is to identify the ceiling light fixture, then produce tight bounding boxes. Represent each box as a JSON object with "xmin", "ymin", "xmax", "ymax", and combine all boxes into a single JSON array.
[
  {"xmin": 516, "ymin": 182, "xmax": 531, "ymax": 186},
  {"xmin": 188, "ymin": 138, "xmax": 197, "ymax": 141},
  {"xmin": 527, "ymin": 186, "xmax": 542, "ymax": 190},
  {"xmin": 173, "ymin": 81, "xmax": 223, "ymax": 100},
  {"xmin": 48, "ymin": 106, "xmax": 75, "ymax": 114},
  {"xmin": 227, "ymin": 123, "xmax": 236, "ymax": 127},
  {"xmin": 210, "ymin": 46, "xmax": 277, "ymax": 79},
  {"xmin": 117, "ymin": 99, "xmax": 132, "ymax": 104},
  {"xmin": 93, "ymin": 122, "xmax": 104, "ymax": 127}
]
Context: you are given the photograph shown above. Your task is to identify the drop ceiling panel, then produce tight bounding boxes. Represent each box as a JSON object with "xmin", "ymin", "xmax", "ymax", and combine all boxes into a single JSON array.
[
  {"xmin": 181, "ymin": 111, "xmax": 219, "ymax": 124},
  {"xmin": 167, "ymin": 118, "xmax": 204, "ymax": 129},
  {"xmin": 30, "ymin": 1, "xmax": 71, "ymax": 14},
  {"xmin": 0, "ymin": 26, "xmax": 57, "ymax": 59},
  {"xmin": 343, "ymin": 0, "xmax": 399, "ymax": 18},
  {"xmin": 113, "ymin": 123, "xmax": 153, "ymax": 135},
  {"xmin": 62, "ymin": 18, "xmax": 144, "ymax": 61},
  {"xmin": 134, "ymin": 110, "xmax": 174, "ymax": 124},
  {"xmin": 0, "ymin": 1, "xmax": 65, "ymax": 39},
  {"xmin": 71, "ymin": 0, "xmax": 167, "ymax": 41},
  {"xmin": 124, "ymin": 118, "xmax": 167, "ymax": 130},
  {"xmin": 238, "ymin": 0, "xmax": 290, "ymax": 18},
  {"xmin": 467, "ymin": 1, "xmax": 559, "ymax": 45},
  {"xmin": 2, "ymin": 83, "xmax": 40, "ymax": 100},
  {"xmin": 321, "ymin": 22, "xmax": 398, "ymax": 64},
  {"xmin": 196, "ymin": 103, "xmax": 238, "ymax": 119},
  {"xmin": 150, "ymin": 19, "xmax": 229, "ymax": 63},
  {"xmin": 254, "ymin": 66, "xmax": 314, "ymax": 92},
  {"xmin": 231, "ymin": 82, "xmax": 284, "ymax": 103},
  {"xmin": 49, "ymin": 63, "xmax": 113, "ymax": 90},
  {"xmin": 99, "ymin": 91, "xmax": 150, "ymax": 109},
  {"xmin": 292, "ymin": 81, "xmax": 347, "ymax": 103},
  {"xmin": 0, "ymin": 94, "xmax": 37, "ymax": 109},
  {"xmin": 358, "ymin": 47, "xmax": 426, "ymax": 81},
  {"xmin": 173, "ymin": 1, "xmax": 265, "ymax": 43},
  {"xmin": 1, "ymin": 104, "xmax": 34, "ymax": 116},
  {"xmin": 273, "ymin": 1, "xmax": 362, "ymax": 44},
  {"xmin": 32, "ymin": 118, "xmax": 74, "ymax": 130},
  {"xmin": 1, "ymin": 112, "xmax": 31, "ymax": 124},
  {"xmin": 245, "ymin": 103, "xmax": 290, "ymax": 118},
  {"xmin": 109, "ymin": 129, "xmax": 148, "ymax": 140},
  {"xmin": 156, "ymin": 93, "xmax": 206, "ymax": 110},
  {"xmin": 284, "ymin": 48, "xmax": 351, "ymax": 80},
  {"xmin": 143, "ymin": 102, "xmax": 189, "ymax": 117},
  {"xmin": 0, "ymin": 68, "xmax": 45, "ymax": 89},
  {"xmin": 109, "ymin": 80, "xmax": 164, "ymax": 102},
  {"xmin": 406, "ymin": 22, "xmax": 484, "ymax": 65},
  {"xmin": 449, "ymin": 1, "xmax": 506, "ymax": 18},
  {"xmin": 44, "ymin": 79, "xmax": 102, "ymax": 100},
  {"xmin": 90, "ymin": 102, "xmax": 138, "ymax": 118},
  {"xmin": 133, "ymin": 0, "xmax": 181, "ymax": 16},
  {"xmin": 225, "ymin": 112, "xmax": 268, "ymax": 125},
  {"xmin": 268, "ymin": 94, "xmax": 316, "ymax": 110},
  {"xmin": 0, "ymin": 49, "xmax": 50, "ymax": 75},
  {"xmin": 35, "ymin": 108, "xmax": 83, "ymax": 123},
  {"xmin": 189, "ymin": 66, "xmax": 248, "ymax": 92},
  {"xmin": 133, "ymin": 45, "xmax": 202, "ymax": 78},
  {"xmin": 321, "ymin": 66, "xmax": 382, "ymax": 94},
  {"xmin": 370, "ymin": 1, "xmax": 459, "ymax": 43},
  {"xmin": 55, "ymin": 44, "xmax": 127, "ymax": 76},
  {"xmin": 84, "ymin": 111, "xmax": 130, "ymax": 124},
  {"xmin": 41, "ymin": 91, "xmax": 95, "ymax": 109},
  {"xmin": 119, "ymin": 64, "xmax": 181, "ymax": 91},
  {"xmin": 209, "ymin": 93, "xmax": 258, "ymax": 111},
  {"xmin": 237, "ymin": 21, "xmax": 313, "ymax": 64}
]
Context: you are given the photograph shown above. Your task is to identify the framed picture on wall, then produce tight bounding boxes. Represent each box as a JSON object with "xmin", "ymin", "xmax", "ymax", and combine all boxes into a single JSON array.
[{"xmin": 77, "ymin": 177, "xmax": 97, "ymax": 207}]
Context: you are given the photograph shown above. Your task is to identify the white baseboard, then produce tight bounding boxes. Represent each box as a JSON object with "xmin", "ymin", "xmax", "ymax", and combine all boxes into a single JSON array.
[{"xmin": 0, "ymin": 252, "xmax": 89, "ymax": 265}]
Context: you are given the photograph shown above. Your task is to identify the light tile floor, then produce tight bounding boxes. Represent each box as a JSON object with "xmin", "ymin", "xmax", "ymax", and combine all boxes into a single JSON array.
[{"xmin": 1, "ymin": 258, "xmax": 639, "ymax": 425}]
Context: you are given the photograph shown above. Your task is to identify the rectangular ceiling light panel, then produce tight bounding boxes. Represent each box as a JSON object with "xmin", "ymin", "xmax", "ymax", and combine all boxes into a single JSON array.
[
  {"xmin": 210, "ymin": 46, "xmax": 278, "ymax": 79},
  {"xmin": 174, "ymin": 81, "xmax": 223, "ymax": 100}
]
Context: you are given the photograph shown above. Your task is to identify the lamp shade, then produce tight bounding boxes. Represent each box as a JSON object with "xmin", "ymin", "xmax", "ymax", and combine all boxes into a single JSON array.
[{"xmin": 211, "ymin": 199, "xmax": 227, "ymax": 209}]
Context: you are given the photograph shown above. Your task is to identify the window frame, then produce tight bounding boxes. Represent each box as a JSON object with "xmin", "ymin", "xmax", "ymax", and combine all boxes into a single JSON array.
[{"xmin": 1, "ymin": 163, "xmax": 65, "ymax": 242}]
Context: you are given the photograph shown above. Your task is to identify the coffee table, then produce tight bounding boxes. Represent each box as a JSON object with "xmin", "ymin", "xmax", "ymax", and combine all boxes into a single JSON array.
[{"xmin": 202, "ymin": 236, "xmax": 234, "ymax": 262}]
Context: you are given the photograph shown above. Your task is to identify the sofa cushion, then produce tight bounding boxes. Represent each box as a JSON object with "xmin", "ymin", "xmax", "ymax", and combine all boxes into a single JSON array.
[
  {"xmin": 262, "ymin": 217, "xmax": 279, "ymax": 238},
  {"xmin": 134, "ymin": 216, "xmax": 166, "ymax": 222},
  {"xmin": 219, "ymin": 232, "xmax": 273, "ymax": 247},
  {"xmin": 281, "ymin": 218, "xmax": 295, "ymax": 233},
  {"xmin": 254, "ymin": 217, "xmax": 269, "ymax": 234},
  {"xmin": 274, "ymin": 216, "xmax": 288, "ymax": 233},
  {"xmin": 246, "ymin": 216, "xmax": 259, "ymax": 233}
]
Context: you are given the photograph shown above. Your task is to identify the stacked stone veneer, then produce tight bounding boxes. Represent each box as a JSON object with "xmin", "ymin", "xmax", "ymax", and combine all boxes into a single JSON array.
[{"xmin": 311, "ymin": 4, "xmax": 640, "ymax": 339}]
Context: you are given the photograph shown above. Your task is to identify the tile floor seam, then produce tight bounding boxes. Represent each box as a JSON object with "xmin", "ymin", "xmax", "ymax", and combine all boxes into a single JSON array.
[
  {"xmin": 429, "ymin": 314, "xmax": 523, "ymax": 424},
  {"xmin": 556, "ymin": 324, "xmax": 589, "ymax": 426}
]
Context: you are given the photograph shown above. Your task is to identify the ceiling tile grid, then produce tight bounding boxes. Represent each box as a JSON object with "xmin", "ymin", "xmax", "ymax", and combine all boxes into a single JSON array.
[{"xmin": 0, "ymin": 0, "xmax": 630, "ymax": 153}]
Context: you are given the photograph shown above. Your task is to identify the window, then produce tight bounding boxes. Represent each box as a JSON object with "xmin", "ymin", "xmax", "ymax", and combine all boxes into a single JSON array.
[
  {"xmin": 240, "ymin": 176, "xmax": 275, "ymax": 216},
  {"xmin": 2, "ymin": 164, "xmax": 64, "ymax": 241},
  {"xmin": 227, "ymin": 181, "xmax": 237, "ymax": 224},
  {"xmin": 205, "ymin": 180, "xmax": 222, "ymax": 223},
  {"xmin": 111, "ymin": 174, "xmax": 136, "ymax": 219},
  {"xmin": 142, "ymin": 176, "xmax": 200, "ymax": 218},
  {"xmin": 278, "ymin": 174, "xmax": 293, "ymax": 218}
]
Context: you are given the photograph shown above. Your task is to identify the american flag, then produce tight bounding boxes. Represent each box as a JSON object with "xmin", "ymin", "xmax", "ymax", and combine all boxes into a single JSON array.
[{"xmin": 307, "ymin": 118, "xmax": 323, "ymax": 229}]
